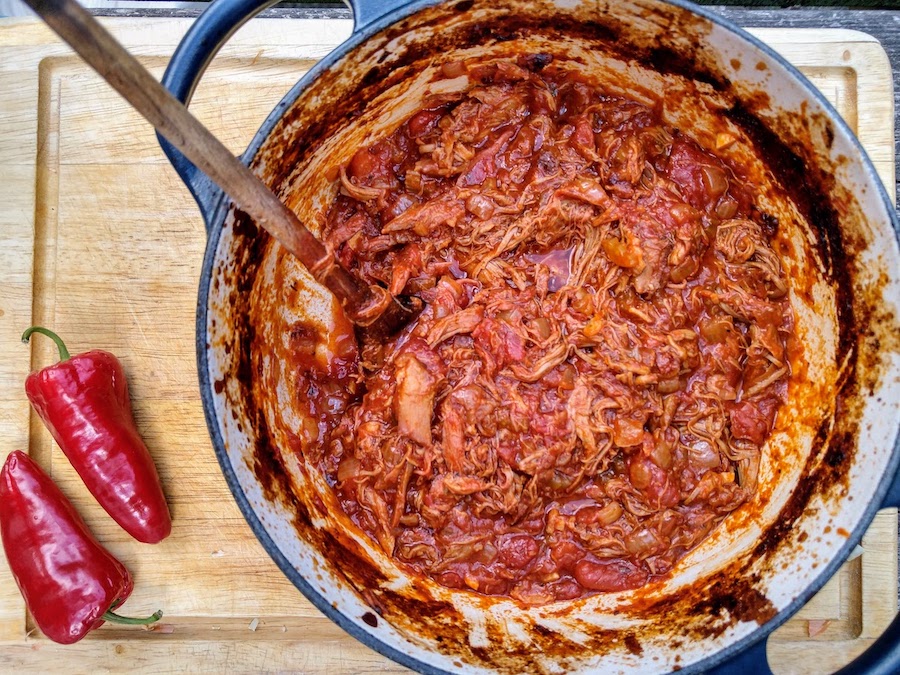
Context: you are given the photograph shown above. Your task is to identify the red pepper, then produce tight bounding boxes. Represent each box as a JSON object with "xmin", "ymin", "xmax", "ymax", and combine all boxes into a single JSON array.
[
  {"xmin": 22, "ymin": 326, "xmax": 172, "ymax": 544},
  {"xmin": 0, "ymin": 451, "xmax": 162, "ymax": 644}
]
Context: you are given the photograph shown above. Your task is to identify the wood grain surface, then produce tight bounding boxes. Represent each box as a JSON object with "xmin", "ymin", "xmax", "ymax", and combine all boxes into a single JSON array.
[{"xmin": 0, "ymin": 18, "xmax": 895, "ymax": 674}]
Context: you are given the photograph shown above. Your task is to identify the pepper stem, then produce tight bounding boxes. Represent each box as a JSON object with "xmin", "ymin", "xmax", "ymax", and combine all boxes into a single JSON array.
[
  {"xmin": 101, "ymin": 609, "xmax": 163, "ymax": 625},
  {"xmin": 21, "ymin": 326, "xmax": 70, "ymax": 361}
]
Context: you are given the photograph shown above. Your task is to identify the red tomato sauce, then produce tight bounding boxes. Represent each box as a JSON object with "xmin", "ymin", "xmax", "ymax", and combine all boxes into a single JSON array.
[{"xmin": 295, "ymin": 56, "xmax": 792, "ymax": 605}]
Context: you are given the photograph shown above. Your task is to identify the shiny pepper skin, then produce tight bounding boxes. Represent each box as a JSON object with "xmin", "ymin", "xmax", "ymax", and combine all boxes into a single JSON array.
[
  {"xmin": 0, "ymin": 451, "xmax": 134, "ymax": 644},
  {"xmin": 24, "ymin": 328, "xmax": 171, "ymax": 544}
]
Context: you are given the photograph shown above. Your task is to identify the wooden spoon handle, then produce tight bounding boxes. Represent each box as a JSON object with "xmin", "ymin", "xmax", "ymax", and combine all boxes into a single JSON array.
[{"xmin": 24, "ymin": 0, "xmax": 409, "ymax": 328}]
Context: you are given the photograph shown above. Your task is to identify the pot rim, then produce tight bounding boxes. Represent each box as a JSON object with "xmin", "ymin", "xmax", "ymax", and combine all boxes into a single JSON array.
[{"xmin": 192, "ymin": 0, "xmax": 900, "ymax": 672}]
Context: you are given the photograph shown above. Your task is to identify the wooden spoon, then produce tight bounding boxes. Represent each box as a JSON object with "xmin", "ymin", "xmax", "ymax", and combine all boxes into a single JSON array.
[{"xmin": 23, "ymin": 0, "xmax": 420, "ymax": 334}]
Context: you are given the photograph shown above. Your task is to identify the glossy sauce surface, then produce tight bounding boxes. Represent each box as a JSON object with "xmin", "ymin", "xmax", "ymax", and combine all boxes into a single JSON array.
[{"xmin": 295, "ymin": 57, "xmax": 792, "ymax": 604}]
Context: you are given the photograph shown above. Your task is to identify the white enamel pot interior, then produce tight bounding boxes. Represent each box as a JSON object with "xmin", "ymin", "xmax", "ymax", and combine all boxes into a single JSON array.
[{"xmin": 165, "ymin": 0, "xmax": 900, "ymax": 672}]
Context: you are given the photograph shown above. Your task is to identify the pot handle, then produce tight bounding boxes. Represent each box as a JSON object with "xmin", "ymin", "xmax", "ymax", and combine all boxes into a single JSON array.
[
  {"xmin": 159, "ymin": 0, "xmax": 413, "ymax": 225},
  {"xmin": 704, "ymin": 471, "xmax": 900, "ymax": 675},
  {"xmin": 831, "ymin": 473, "xmax": 900, "ymax": 673},
  {"xmin": 346, "ymin": 0, "xmax": 415, "ymax": 34},
  {"xmin": 702, "ymin": 635, "xmax": 772, "ymax": 674},
  {"xmin": 158, "ymin": 0, "xmax": 279, "ymax": 226}
]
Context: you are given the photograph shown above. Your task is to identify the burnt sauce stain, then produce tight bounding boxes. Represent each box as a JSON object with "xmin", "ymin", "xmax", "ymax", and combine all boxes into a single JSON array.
[
  {"xmin": 250, "ymin": 408, "xmax": 306, "ymax": 519},
  {"xmin": 245, "ymin": 345, "xmax": 309, "ymax": 524},
  {"xmin": 817, "ymin": 397, "xmax": 861, "ymax": 494},
  {"xmin": 824, "ymin": 121, "xmax": 835, "ymax": 150},
  {"xmin": 847, "ymin": 265, "xmax": 900, "ymax": 397},
  {"xmin": 759, "ymin": 212, "xmax": 779, "ymax": 238},
  {"xmin": 228, "ymin": 209, "xmax": 311, "ymax": 526},
  {"xmin": 624, "ymin": 633, "xmax": 644, "ymax": 656},
  {"xmin": 468, "ymin": 635, "xmax": 597, "ymax": 674},
  {"xmin": 754, "ymin": 386, "xmax": 861, "ymax": 563},
  {"xmin": 646, "ymin": 44, "xmax": 729, "ymax": 91},
  {"xmin": 318, "ymin": 527, "xmax": 389, "ymax": 590},
  {"xmin": 723, "ymin": 101, "xmax": 857, "ymax": 365},
  {"xmin": 692, "ymin": 575, "xmax": 777, "ymax": 627},
  {"xmin": 362, "ymin": 611, "xmax": 378, "ymax": 627},
  {"xmin": 522, "ymin": 51, "xmax": 553, "ymax": 72},
  {"xmin": 360, "ymin": 65, "xmax": 383, "ymax": 90},
  {"xmin": 755, "ymin": 417, "xmax": 851, "ymax": 559},
  {"xmin": 629, "ymin": 563, "xmax": 777, "ymax": 642}
]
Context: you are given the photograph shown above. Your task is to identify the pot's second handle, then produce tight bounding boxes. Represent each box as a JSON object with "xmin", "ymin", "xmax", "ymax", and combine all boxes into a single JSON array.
[
  {"xmin": 159, "ymin": 0, "xmax": 278, "ymax": 224},
  {"xmin": 346, "ymin": 0, "xmax": 414, "ymax": 34},
  {"xmin": 705, "ymin": 468, "xmax": 900, "ymax": 675},
  {"xmin": 833, "ymin": 472, "xmax": 900, "ymax": 674},
  {"xmin": 704, "ymin": 637, "xmax": 772, "ymax": 674}
]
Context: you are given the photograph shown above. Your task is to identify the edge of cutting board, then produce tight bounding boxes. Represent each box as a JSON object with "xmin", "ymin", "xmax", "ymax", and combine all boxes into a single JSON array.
[{"xmin": 0, "ymin": 18, "xmax": 895, "ymax": 674}]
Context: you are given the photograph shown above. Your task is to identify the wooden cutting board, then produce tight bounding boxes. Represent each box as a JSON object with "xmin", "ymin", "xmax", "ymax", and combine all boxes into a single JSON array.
[{"xmin": 0, "ymin": 18, "xmax": 895, "ymax": 674}]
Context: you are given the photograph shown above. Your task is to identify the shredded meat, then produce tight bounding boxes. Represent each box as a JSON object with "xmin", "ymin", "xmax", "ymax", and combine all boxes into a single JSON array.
[{"xmin": 299, "ymin": 56, "xmax": 793, "ymax": 604}]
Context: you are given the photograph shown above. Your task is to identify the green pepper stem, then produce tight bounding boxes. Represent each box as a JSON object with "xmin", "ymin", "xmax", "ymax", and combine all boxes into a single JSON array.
[
  {"xmin": 101, "ymin": 609, "xmax": 163, "ymax": 625},
  {"xmin": 21, "ymin": 326, "xmax": 70, "ymax": 361}
]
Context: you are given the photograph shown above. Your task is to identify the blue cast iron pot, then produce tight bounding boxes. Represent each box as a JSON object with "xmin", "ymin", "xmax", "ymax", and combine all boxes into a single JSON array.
[{"xmin": 159, "ymin": 0, "xmax": 900, "ymax": 672}]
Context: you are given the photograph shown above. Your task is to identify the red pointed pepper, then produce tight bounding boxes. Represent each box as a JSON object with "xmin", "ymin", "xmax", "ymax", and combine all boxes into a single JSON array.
[
  {"xmin": 22, "ymin": 326, "xmax": 171, "ymax": 544},
  {"xmin": 0, "ymin": 451, "xmax": 162, "ymax": 644}
]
